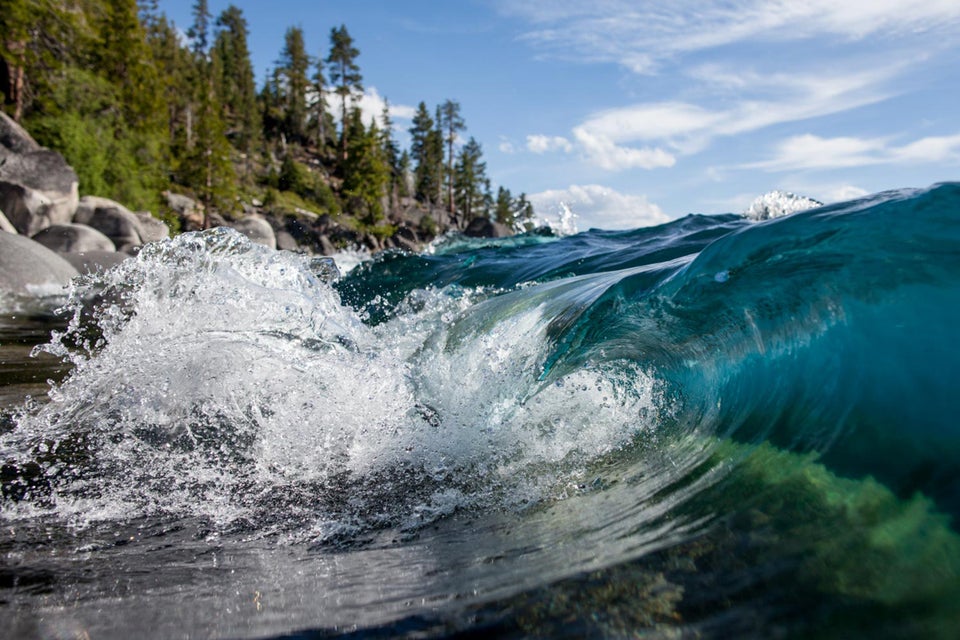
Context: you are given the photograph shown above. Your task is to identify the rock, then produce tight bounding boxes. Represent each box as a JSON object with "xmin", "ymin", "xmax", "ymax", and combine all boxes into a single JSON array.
[
  {"xmin": 162, "ymin": 191, "xmax": 204, "ymax": 230},
  {"xmin": 275, "ymin": 229, "xmax": 300, "ymax": 252},
  {"xmin": 0, "ymin": 111, "xmax": 80, "ymax": 237},
  {"xmin": 464, "ymin": 216, "xmax": 513, "ymax": 238},
  {"xmin": 0, "ymin": 110, "xmax": 40, "ymax": 155},
  {"xmin": 31, "ymin": 223, "xmax": 115, "ymax": 253},
  {"xmin": 58, "ymin": 250, "xmax": 130, "ymax": 275},
  {"xmin": 0, "ymin": 157, "xmax": 80, "ymax": 237},
  {"xmin": 73, "ymin": 195, "xmax": 144, "ymax": 252},
  {"xmin": 133, "ymin": 211, "xmax": 170, "ymax": 244},
  {"xmin": 0, "ymin": 207, "xmax": 16, "ymax": 234},
  {"xmin": 318, "ymin": 234, "xmax": 336, "ymax": 255},
  {"xmin": 0, "ymin": 231, "xmax": 79, "ymax": 297},
  {"xmin": 228, "ymin": 215, "xmax": 276, "ymax": 249}
]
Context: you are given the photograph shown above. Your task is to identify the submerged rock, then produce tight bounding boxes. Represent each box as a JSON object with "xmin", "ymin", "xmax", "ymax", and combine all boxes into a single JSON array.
[{"xmin": 0, "ymin": 231, "xmax": 79, "ymax": 296}]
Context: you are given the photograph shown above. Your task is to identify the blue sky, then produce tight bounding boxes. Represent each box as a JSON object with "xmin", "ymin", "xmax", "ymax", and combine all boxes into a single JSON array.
[{"xmin": 160, "ymin": 0, "xmax": 960, "ymax": 230}]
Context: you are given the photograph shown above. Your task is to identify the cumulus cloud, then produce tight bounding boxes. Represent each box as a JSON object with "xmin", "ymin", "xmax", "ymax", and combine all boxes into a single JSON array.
[
  {"xmin": 526, "ymin": 134, "xmax": 573, "ymax": 154},
  {"xmin": 527, "ymin": 184, "xmax": 671, "ymax": 230}
]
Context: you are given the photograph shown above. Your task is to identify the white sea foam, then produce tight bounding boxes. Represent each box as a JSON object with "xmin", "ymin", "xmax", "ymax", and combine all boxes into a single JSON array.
[
  {"xmin": 1, "ymin": 228, "xmax": 659, "ymax": 540},
  {"xmin": 743, "ymin": 190, "xmax": 822, "ymax": 221}
]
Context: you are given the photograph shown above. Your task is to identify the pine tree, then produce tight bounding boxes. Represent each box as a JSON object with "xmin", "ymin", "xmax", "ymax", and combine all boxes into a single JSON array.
[
  {"xmin": 341, "ymin": 107, "xmax": 388, "ymax": 225},
  {"xmin": 309, "ymin": 53, "xmax": 331, "ymax": 153},
  {"xmin": 278, "ymin": 26, "xmax": 310, "ymax": 144},
  {"xmin": 212, "ymin": 5, "xmax": 259, "ymax": 154},
  {"xmin": 187, "ymin": 0, "xmax": 211, "ymax": 55},
  {"xmin": 495, "ymin": 186, "xmax": 513, "ymax": 225},
  {"xmin": 453, "ymin": 137, "xmax": 486, "ymax": 221},
  {"xmin": 409, "ymin": 102, "xmax": 443, "ymax": 206},
  {"xmin": 439, "ymin": 100, "xmax": 465, "ymax": 213},
  {"xmin": 180, "ymin": 0, "xmax": 235, "ymax": 222},
  {"xmin": 326, "ymin": 25, "xmax": 362, "ymax": 161},
  {"xmin": 99, "ymin": 0, "xmax": 163, "ymax": 132}
]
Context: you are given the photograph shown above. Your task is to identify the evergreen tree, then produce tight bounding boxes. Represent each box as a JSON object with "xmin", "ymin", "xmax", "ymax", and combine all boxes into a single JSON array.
[
  {"xmin": 341, "ymin": 107, "xmax": 388, "ymax": 225},
  {"xmin": 277, "ymin": 26, "xmax": 310, "ymax": 143},
  {"xmin": 99, "ymin": 0, "xmax": 163, "ymax": 132},
  {"xmin": 495, "ymin": 186, "xmax": 513, "ymax": 225},
  {"xmin": 309, "ymin": 52, "xmax": 331, "ymax": 153},
  {"xmin": 187, "ymin": 0, "xmax": 211, "ymax": 55},
  {"xmin": 379, "ymin": 99, "xmax": 401, "ymax": 203},
  {"xmin": 0, "ymin": 0, "xmax": 86, "ymax": 121},
  {"xmin": 439, "ymin": 100, "xmax": 465, "ymax": 213},
  {"xmin": 453, "ymin": 137, "xmax": 486, "ymax": 221},
  {"xmin": 212, "ymin": 5, "xmax": 259, "ymax": 154},
  {"xmin": 180, "ymin": 0, "xmax": 235, "ymax": 221},
  {"xmin": 326, "ymin": 25, "xmax": 362, "ymax": 161},
  {"xmin": 144, "ymin": 10, "xmax": 191, "ymax": 146},
  {"xmin": 409, "ymin": 102, "xmax": 443, "ymax": 206}
]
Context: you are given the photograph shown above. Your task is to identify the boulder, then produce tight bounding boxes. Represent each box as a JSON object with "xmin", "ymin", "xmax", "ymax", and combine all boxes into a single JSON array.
[
  {"xmin": 0, "ymin": 153, "xmax": 80, "ymax": 237},
  {"xmin": 228, "ymin": 215, "xmax": 276, "ymax": 249},
  {"xmin": 0, "ymin": 110, "xmax": 40, "ymax": 155},
  {"xmin": 133, "ymin": 211, "xmax": 170, "ymax": 244},
  {"xmin": 31, "ymin": 223, "xmax": 115, "ymax": 253},
  {"xmin": 59, "ymin": 250, "xmax": 130, "ymax": 275},
  {"xmin": 0, "ymin": 231, "xmax": 79, "ymax": 297},
  {"xmin": 0, "ymin": 112, "xmax": 79, "ymax": 236},
  {"xmin": 463, "ymin": 216, "xmax": 513, "ymax": 238},
  {"xmin": 73, "ymin": 195, "xmax": 144, "ymax": 252},
  {"xmin": 0, "ymin": 207, "xmax": 16, "ymax": 234},
  {"xmin": 163, "ymin": 191, "xmax": 204, "ymax": 230},
  {"xmin": 275, "ymin": 229, "xmax": 300, "ymax": 252}
]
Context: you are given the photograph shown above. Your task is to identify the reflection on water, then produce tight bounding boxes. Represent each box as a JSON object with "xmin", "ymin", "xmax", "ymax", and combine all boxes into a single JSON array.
[{"xmin": 0, "ymin": 315, "xmax": 70, "ymax": 410}]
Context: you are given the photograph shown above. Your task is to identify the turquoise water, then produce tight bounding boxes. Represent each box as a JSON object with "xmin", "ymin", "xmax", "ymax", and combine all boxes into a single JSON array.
[{"xmin": 2, "ymin": 184, "xmax": 959, "ymax": 638}]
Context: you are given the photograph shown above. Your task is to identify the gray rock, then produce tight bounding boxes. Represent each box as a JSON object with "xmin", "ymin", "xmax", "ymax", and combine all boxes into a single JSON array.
[
  {"xmin": 318, "ymin": 234, "xmax": 336, "ymax": 255},
  {"xmin": 31, "ymin": 223, "xmax": 115, "ymax": 253},
  {"xmin": 163, "ymin": 191, "xmax": 204, "ymax": 230},
  {"xmin": 59, "ymin": 250, "xmax": 130, "ymax": 275},
  {"xmin": 275, "ymin": 229, "xmax": 300, "ymax": 252},
  {"xmin": 0, "ymin": 207, "xmax": 15, "ymax": 234},
  {"xmin": 0, "ymin": 231, "xmax": 79, "ymax": 297},
  {"xmin": 0, "ymin": 152, "xmax": 80, "ymax": 236},
  {"xmin": 73, "ymin": 195, "xmax": 144, "ymax": 251},
  {"xmin": 0, "ymin": 110, "xmax": 40, "ymax": 155},
  {"xmin": 133, "ymin": 211, "xmax": 170, "ymax": 244},
  {"xmin": 228, "ymin": 215, "xmax": 276, "ymax": 249},
  {"xmin": 463, "ymin": 216, "xmax": 513, "ymax": 238}
]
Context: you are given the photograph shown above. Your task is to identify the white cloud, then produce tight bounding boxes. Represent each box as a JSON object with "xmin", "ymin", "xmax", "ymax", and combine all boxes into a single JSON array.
[
  {"xmin": 526, "ymin": 134, "xmax": 573, "ymax": 153},
  {"xmin": 500, "ymin": 1, "xmax": 960, "ymax": 72},
  {"xmin": 336, "ymin": 87, "xmax": 415, "ymax": 129},
  {"xmin": 550, "ymin": 66, "xmax": 894, "ymax": 172},
  {"xmin": 498, "ymin": 137, "xmax": 517, "ymax": 154},
  {"xmin": 750, "ymin": 132, "xmax": 960, "ymax": 171},
  {"xmin": 527, "ymin": 184, "xmax": 671, "ymax": 230}
]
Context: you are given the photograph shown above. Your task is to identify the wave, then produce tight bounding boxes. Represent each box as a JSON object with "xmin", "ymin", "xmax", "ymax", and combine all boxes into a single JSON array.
[{"xmin": 2, "ymin": 183, "xmax": 959, "ymax": 637}]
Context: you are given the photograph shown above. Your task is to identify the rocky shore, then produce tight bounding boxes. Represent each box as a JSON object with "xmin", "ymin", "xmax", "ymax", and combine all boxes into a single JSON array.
[{"xmin": 0, "ymin": 112, "xmax": 513, "ymax": 304}]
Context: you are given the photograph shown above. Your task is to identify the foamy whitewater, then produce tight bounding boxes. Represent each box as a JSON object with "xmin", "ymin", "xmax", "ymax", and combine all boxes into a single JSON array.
[{"xmin": 2, "ymin": 184, "xmax": 959, "ymax": 638}]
